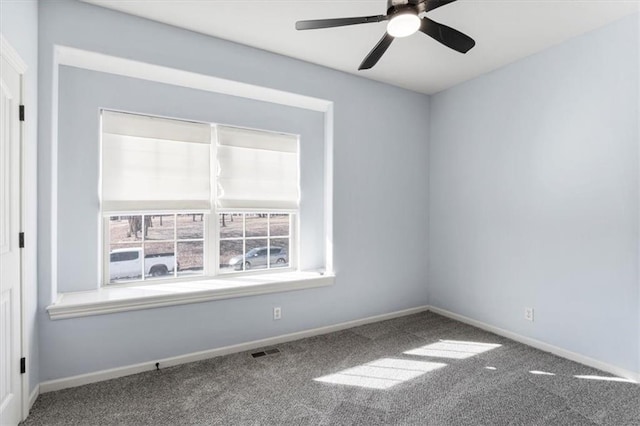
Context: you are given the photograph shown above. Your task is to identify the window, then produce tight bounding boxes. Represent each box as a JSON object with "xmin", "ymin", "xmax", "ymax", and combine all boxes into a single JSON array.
[
  {"xmin": 101, "ymin": 111, "xmax": 299, "ymax": 285},
  {"xmin": 107, "ymin": 214, "xmax": 205, "ymax": 284},
  {"xmin": 219, "ymin": 213, "xmax": 292, "ymax": 273}
]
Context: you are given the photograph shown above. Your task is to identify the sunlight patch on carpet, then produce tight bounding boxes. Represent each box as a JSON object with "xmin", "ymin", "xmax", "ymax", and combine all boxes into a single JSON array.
[
  {"xmin": 574, "ymin": 375, "xmax": 636, "ymax": 383},
  {"xmin": 529, "ymin": 370, "xmax": 556, "ymax": 376},
  {"xmin": 314, "ymin": 358, "xmax": 447, "ymax": 390},
  {"xmin": 404, "ymin": 340, "xmax": 501, "ymax": 359}
]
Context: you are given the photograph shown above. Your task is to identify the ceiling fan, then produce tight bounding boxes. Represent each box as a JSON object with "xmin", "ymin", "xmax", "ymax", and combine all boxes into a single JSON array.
[{"xmin": 295, "ymin": 0, "xmax": 475, "ymax": 70}]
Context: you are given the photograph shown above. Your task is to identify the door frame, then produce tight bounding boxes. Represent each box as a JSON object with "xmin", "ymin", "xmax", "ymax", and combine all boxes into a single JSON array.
[{"xmin": 1, "ymin": 34, "xmax": 30, "ymax": 422}]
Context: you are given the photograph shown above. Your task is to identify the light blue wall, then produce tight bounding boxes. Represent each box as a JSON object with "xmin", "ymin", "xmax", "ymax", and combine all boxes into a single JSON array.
[
  {"xmin": 38, "ymin": 0, "xmax": 430, "ymax": 380},
  {"xmin": 39, "ymin": 0, "xmax": 638, "ymax": 383},
  {"xmin": 429, "ymin": 14, "xmax": 640, "ymax": 373},
  {"xmin": 1, "ymin": 0, "xmax": 40, "ymax": 392}
]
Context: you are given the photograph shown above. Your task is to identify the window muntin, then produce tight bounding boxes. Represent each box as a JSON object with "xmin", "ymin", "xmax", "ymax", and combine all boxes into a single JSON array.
[{"xmin": 101, "ymin": 111, "xmax": 299, "ymax": 286}]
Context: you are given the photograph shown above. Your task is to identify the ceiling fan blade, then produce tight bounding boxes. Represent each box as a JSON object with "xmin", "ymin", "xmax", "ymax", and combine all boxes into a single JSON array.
[
  {"xmin": 296, "ymin": 15, "xmax": 387, "ymax": 30},
  {"xmin": 425, "ymin": 0, "xmax": 459, "ymax": 13},
  {"xmin": 358, "ymin": 33, "xmax": 394, "ymax": 70},
  {"xmin": 419, "ymin": 17, "xmax": 475, "ymax": 53}
]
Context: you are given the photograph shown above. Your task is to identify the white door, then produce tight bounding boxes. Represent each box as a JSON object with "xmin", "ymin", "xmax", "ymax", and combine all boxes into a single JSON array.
[{"xmin": 0, "ymin": 52, "xmax": 23, "ymax": 426}]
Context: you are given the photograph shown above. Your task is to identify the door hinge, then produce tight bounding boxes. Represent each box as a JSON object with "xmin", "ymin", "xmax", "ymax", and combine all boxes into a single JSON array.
[
  {"xmin": 19, "ymin": 105, "xmax": 25, "ymax": 122},
  {"xmin": 20, "ymin": 357, "xmax": 26, "ymax": 374},
  {"xmin": 19, "ymin": 232, "xmax": 25, "ymax": 248}
]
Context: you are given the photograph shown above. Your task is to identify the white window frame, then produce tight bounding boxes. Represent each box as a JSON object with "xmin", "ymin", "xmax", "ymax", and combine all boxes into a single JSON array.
[{"xmin": 100, "ymin": 112, "xmax": 300, "ymax": 287}]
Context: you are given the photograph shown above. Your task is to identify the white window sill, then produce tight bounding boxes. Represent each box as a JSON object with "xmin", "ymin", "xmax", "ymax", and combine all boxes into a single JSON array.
[{"xmin": 46, "ymin": 271, "xmax": 335, "ymax": 320}]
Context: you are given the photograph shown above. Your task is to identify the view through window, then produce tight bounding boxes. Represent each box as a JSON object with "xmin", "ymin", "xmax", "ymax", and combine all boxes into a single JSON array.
[
  {"xmin": 108, "ymin": 214, "xmax": 205, "ymax": 283},
  {"xmin": 219, "ymin": 213, "xmax": 291, "ymax": 273}
]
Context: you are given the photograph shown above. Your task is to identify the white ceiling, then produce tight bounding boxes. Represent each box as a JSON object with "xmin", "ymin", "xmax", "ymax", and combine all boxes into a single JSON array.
[{"xmin": 83, "ymin": 0, "xmax": 639, "ymax": 94}]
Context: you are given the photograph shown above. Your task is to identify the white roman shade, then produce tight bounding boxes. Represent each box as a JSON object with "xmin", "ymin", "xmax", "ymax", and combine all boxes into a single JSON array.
[
  {"xmin": 101, "ymin": 110, "xmax": 212, "ymax": 213},
  {"xmin": 216, "ymin": 126, "xmax": 299, "ymax": 211}
]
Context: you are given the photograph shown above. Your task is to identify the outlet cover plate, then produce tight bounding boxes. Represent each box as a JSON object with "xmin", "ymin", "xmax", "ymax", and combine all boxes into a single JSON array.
[{"xmin": 524, "ymin": 307, "xmax": 534, "ymax": 322}]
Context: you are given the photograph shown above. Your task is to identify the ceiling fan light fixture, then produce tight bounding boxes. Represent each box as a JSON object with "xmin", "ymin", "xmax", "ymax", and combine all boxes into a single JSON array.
[
  {"xmin": 386, "ymin": 10, "xmax": 420, "ymax": 38},
  {"xmin": 296, "ymin": 0, "xmax": 476, "ymax": 70}
]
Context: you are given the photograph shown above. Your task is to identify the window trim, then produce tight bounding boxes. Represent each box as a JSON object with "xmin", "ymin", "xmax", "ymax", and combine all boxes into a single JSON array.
[
  {"xmin": 49, "ymin": 48, "xmax": 334, "ymax": 312},
  {"xmin": 48, "ymin": 271, "xmax": 335, "ymax": 320}
]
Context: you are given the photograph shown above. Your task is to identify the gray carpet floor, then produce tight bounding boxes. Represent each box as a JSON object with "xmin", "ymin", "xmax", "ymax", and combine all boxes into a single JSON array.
[{"xmin": 23, "ymin": 311, "xmax": 640, "ymax": 425}]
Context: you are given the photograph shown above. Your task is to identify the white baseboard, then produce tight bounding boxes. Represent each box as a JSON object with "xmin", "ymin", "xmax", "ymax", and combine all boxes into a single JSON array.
[
  {"xmin": 38, "ymin": 303, "xmax": 639, "ymax": 394},
  {"xmin": 29, "ymin": 384, "xmax": 39, "ymax": 409},
  {"xmin": 22, "ymin": 385, "xmax": 40, "ymax": 422},
  {"xmin": 39, "ymin": 305, "xmax": 430, "ymax": 393},
  {"xmin": 428, "ymin": 306, "xmax": 640, "ymax": 383}
]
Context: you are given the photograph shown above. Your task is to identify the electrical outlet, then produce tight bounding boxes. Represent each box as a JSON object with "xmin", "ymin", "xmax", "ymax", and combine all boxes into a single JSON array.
[
  {"xmin": 273, "ymin": 307, "xmax": 282, "ymax": 320},
  {"xmin": 524, "ymin": 307, "xmax": 534, "ymax": 322}
]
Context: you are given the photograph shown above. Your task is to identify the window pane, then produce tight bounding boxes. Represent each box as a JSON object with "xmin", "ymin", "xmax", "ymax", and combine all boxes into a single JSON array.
[
  {"xmin": 220, "ymin": 240, "xmax": 244, "ymax": 273},
  {"xmin": 269, "ymin": 214, "xmax": 290, "ymax": 237},
  {"xmin": 144, "ymin": 242, "xmax": 175, "ymax": 279},
  {"xmin": 245, "ymin": 214, "xmax": 268, "ymax": 237},
  {"xmin": 220, "ymin": 214, "xmax": 243, "ymax": 239},
  {"xmin": 177, "ymin": 214, "xmax": 204, "ymax": 240},
  {"xmin": 110, "ymin": 215, "xmax": 144, "ymax": 243},
  {"xmin": 245, "ymin": 239, "xmax": 268, "ymax": 270},
  {"xmin": 270, "ymin": 238, "xmax": 289, "ymax": 268},
  {"xmin": 177, "ymin": 241, "xmax": 204, "ymax": 277},
  {"xmin": 145, "ymin": 215, "xmax": 174, "ymax": 241},
  {"xmin": 109, "ymin": 243, "xmax": 143, "ymax": 283}
]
